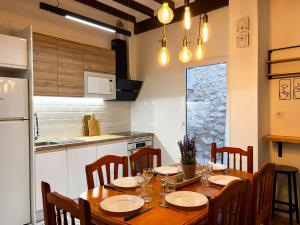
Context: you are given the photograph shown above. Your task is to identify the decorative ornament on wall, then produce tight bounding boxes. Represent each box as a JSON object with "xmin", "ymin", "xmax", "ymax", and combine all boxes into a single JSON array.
[
  {"xmin": 236, "ymin": 17, "xmax": 249, "ymax": 48},
  {"xmin": 279, "ymin": 79, "xmax": 291, "ymax": 100},
  {"xmin": 293, "ymin": 78, "xmax": 300, "ymax": 99}
]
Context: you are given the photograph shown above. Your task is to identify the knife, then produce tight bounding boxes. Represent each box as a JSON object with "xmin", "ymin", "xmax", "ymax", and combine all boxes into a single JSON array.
[
  {"xmin": 103, "ymin": 185, "xmax": 125, "ymax": 193},
  {"xmin": 124, "ymin": 206, "xmax": 154, "ymax": 221}
]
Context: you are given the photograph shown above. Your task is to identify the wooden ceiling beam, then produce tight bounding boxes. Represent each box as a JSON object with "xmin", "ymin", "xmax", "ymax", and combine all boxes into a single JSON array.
[
  {"xmin": 153, "ymin": 0, "xmax": 175, "ymax": 9},
  {"xmin": 111, "ymin": 0, "xmax": 154, "ymax": 17},
  {"xmin": 74, "ymin": 0, "xmax": 136, "ymax": 23},
  {"xmin": 135, "ymin": 0, "xmax": 229, "ymax": 34}
]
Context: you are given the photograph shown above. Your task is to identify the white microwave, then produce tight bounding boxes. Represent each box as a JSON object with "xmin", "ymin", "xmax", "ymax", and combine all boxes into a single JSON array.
[{"xmin": 84, "ymin": 71, "xmax": 116, "ymax": 100}]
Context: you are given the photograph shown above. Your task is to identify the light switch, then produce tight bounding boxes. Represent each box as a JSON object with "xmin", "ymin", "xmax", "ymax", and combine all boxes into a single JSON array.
[{"xmin": 275, "ymin": 112, "xmax": 284, "ymax": 119}]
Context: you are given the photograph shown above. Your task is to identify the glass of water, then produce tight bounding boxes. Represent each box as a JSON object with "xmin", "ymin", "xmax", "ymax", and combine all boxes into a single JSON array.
[
  {"xmin": 143, "ymin": 168, "xmax": 154, "ymax": 183},
  {"xmin": 135, "ymin": 176, "xmax": 146, "ymax": 196},
  {"xmin": 141, "ymin": 183, "xmax": 152, "ymax": 203},
  {"xmin": 166, "ymin": 177, "xmax": 176, "ymax": 194}
]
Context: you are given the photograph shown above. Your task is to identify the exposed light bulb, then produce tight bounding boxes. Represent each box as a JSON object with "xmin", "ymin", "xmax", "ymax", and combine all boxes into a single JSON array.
[
  {"xmin": 184, "ymin": 6, "xmax": 191, "ymax": 30},
  {"xmin": 196, "ymin": 38, "xmax": 204, "ymax": 60},
  {"xmin": 157, "ymin": 2, "xmax": 174, "ymax": 24},
  {"xmin": 159, "ymin": 46, "xmax": 169, "ymax": 66},
  {"xmin": 202, "ymin": 14, "xmax": 209, "ymax": 43},
  {"xmin": 179, "ymin": 36, "xmax": 192, "ymax": 63}
]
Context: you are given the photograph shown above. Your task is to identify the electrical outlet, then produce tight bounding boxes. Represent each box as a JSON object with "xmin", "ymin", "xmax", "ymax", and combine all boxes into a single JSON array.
[{"xmin": 275, "ymin": 112, "xmax": 284, "ymax": 119}]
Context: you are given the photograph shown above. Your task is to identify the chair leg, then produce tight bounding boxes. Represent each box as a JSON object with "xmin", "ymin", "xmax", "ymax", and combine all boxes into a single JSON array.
[
  {"xmin": 272, "ymin": 172, "xmax": 278, "ymax": 217},
  {"xmin": 292, "ymin": 173, "xmax": 300, "ymax": 224},
  {"xmin": 288, "ymin": 173, "xmax": 294, "ymax": 225}
]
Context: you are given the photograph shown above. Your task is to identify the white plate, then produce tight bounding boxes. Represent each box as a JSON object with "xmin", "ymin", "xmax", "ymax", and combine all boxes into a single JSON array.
[
  {"xmin": 154, "ymin": 166, "xmax": 180, "ymax": 175},
  {"xmin": 211, "ymin": 163, "xmax": 227, "ymax": 171},
  {"xmin": 100, "ymin": 195, "xmax": 144, "ymax": 213},
  {"xmin": 165, "ymin": 191, "xmax": 208, "ymax": 208},
  {"xmin": 208, "ymin": 175, "xmax": 241, "ymax": 186},
  {"xmin": 112, "ymin": 177, "xmax": 137, "ymax": 188}
]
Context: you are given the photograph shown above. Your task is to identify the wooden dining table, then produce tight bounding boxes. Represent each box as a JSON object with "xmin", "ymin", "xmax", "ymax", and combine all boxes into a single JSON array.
[{"xmin": 80, "ymin": 169, "xmax": 253, "ymax": 225}]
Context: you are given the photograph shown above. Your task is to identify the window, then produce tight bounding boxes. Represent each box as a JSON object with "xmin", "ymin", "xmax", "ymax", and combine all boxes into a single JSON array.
[{"xmin": 186, "ymin": 63, "xmax": 227, "ymax": 163}]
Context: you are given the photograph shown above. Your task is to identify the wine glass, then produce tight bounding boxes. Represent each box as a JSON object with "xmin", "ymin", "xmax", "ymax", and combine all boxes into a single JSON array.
[
  {"xmin": 135, "ymin": 175, "xmax": 146, "ymax": 196},
  {"xmin": 143, "ymin": 168, "xmax": 154, "ymax": 183}
]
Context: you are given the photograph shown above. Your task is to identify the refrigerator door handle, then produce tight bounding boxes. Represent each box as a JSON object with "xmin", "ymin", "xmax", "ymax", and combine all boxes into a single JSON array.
[{"xmin": 0, "ymin": 117, "xmax": 26, "ymax": 121}]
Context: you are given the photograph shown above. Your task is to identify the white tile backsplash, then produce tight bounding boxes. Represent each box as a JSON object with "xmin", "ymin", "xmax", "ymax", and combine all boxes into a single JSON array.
[
  {"xmin": 34, "ymin": 97, "xmax": 131, "ymax": 140},
  {"xmin": 131, "ymin": 101, "xmax": 154, "ymax": 133}
]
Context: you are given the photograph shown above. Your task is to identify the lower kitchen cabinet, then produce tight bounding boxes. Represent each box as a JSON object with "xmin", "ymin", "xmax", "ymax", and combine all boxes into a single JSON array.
[
  {"xmin": 96, "ymin": 141, "xmax": 129, "ymax": 182},
  {"xmin": 35, "ymin": 149, "xmax": 68, "ymax": 211},
  {"xmin": 67, "ymin": 145, "xmax": 97, "ymax": 199}
]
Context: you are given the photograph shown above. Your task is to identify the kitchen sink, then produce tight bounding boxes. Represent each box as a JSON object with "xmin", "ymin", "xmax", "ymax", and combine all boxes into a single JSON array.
[
  {"xmin": 34, "ymin": 141, "xmax": 58, "ymax": 147},
  {"xmin": 35, "ymin": 139, "xmax": 85, "ymax": 147}
]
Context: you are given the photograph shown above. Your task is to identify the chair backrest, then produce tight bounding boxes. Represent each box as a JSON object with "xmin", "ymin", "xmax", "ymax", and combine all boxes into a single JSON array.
[
  {"xmin": 211, "ymin": 143, "xmax": 254, "ymax": 173},
  {"xmin": 129, "ymin": 147, "xmax": 161, "ymax": 176},
  {"xmin": 85, "ymin": 155, "xmax": 128, "ymax": 189},
  {"xmin": 250, "ymin": 163, "xmax": 275, "ymax": 225},
  {"xmin": 41, "ymin": 181, "xmax": 91, "ymax": 225},
  {"xmin": 208, "ymin": 179, "xmax": 249, "ymax": 225}
]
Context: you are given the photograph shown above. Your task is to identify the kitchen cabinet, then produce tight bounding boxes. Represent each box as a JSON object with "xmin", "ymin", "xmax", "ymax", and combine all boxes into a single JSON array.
[
  {"xmin": 32, "ymin": 33, "xmax": 116, "ymax": 96},
  {"xmin": 67, "ymin": 145, "xmax": 97, "ymax": 199},
  {"xmin": 0, "ymin": 34, "xmax": 28, "ymax": 69},
  {"xmin": 96, "ymin": 141, "xmax": 128, "ymax": 183},
  {"xmin": 33, "ymin": 33, "xmax": 58, "ymax": 96},
  {"xmin": 58, "ymin": 39, "xmax": 84, "ymax": 97},
  {"xmin": 35, "ymin": 149, "xmax": 67, "ymax": 211},
  {"xmin": 84, "ymin": 45, "xmax": 116, "ymax": 74}
]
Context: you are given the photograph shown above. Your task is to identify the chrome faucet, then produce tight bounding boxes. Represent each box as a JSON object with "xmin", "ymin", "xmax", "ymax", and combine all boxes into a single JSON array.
[{"xmin": 34, "ymin": 112, "xmax": 39, "ymax": 141}]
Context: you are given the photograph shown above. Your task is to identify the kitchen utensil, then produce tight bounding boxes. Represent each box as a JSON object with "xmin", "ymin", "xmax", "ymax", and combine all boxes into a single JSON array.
[
  {"xmin": 88, "ymin": 114, "xmax": 100, "ymax": 136},
  {"xmin": 124, "ymin": 205, "xmax": 154, "ymax": 221},
  {"xmin": 100, "ymin": 195, "xmax": 144, "ymax": 213},
  {"xmin": 208, "ymin": 175, "xmax": 241, "ymax": 186},
  {"xmin": 112, "ymin": 177, "xmax": 137, "ymax": 188},
  {"xmin": 165, "ymin": 191, "xmax": 208, "ymax": 208}
]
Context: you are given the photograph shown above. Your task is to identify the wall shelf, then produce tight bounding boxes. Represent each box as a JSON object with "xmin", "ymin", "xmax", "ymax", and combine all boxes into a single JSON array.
[
  {"xmin": 267, "ymin": 57, "xmax": 300, "ymax": 64},
  {"xmin": 267, "ymin": 45, "xmax": 300, "ymax": 79},
  {"xmin": 266, "ymin": 72, "xmax": 300, "ymax": 79},
  {"xmin": 264, "ymin": 135, "xmax": 300, "ymax": 157}
]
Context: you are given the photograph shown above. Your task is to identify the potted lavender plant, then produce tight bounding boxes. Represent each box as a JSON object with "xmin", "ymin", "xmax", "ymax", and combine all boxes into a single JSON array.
[{"xmin": 178, "ymin": 135, "xmax": 197, "ymax": 179}]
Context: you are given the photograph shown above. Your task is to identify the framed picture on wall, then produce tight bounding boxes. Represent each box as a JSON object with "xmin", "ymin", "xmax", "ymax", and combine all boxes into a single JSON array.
[
  {"xmin": 279, "ymin": 79, "xmax": 291, "ymax": 100},
  {"xmin": 293, "ymin": 78, "xmax": 300, "ymax": 99}
]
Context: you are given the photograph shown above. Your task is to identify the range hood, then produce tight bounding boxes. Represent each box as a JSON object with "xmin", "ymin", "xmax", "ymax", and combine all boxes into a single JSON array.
[{"xmin": 111, "ymin": 39, "xmax": 142, "ymax": 101}]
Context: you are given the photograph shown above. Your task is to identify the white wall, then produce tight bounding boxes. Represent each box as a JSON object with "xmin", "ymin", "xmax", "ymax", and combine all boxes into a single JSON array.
[
  {"xmin": 269, "ymin": 0, "xmax": 300, "ymax": 212},
  {"xmin": 134, "ymin": 7, "xmax": 229, "ymax": 165}
]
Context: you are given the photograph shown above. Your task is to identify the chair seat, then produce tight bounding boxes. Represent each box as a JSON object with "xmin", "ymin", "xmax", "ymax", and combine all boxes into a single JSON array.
[{"xmin": 275, "ymin": 165, "xmax": 298, "ymax": 173}]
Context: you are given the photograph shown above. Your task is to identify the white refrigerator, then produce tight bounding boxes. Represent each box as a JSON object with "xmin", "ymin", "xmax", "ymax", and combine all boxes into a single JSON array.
[{"xmin": 0, "ymin": 77, "xmax": 31, "ymax": 225}]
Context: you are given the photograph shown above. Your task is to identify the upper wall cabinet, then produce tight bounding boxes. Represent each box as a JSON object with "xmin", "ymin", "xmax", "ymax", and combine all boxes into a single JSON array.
[
  {"xmin": 33, "ymin": 33, "xmax": 58, "ymax": 96},
  {"xmin": 58, "ymin": 40, "xmax": 84, "ymax": 97},
  {"xmin": 84, "ymin": 45, "xmax": 116, "ymax": 74},
  {"xmin": 0, "ymin": 34, "xmax": 28, "ymax": 70},
  {"xmin": 32, "ymin": 33, "xmax": 115, "ymax": 97}
]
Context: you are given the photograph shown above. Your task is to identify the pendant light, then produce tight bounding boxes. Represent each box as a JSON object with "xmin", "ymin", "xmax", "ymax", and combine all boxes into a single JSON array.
[
  {"xmin": 202, "ymin": 13, "xmax": 209, "ymax": 43},
  {"xmin": 157, "ymin": 1, "xmax": 174, "ymax": 24},
  {"xmin": 179, "ymin": 31, "xmax": 192, "ymax": 63},
  {"xmin": 184, "ymin": 0, "xmax": 191, "ymax": 30},
  {"xmin": 195, "ymin": 15, "xmax": 204, "ymax": 60},
  {"xmin": 159, "ymin": 25, "xmax": 170, "ymax": 66}
]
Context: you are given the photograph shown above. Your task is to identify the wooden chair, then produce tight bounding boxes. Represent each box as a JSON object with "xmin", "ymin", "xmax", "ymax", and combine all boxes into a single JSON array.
[
  {"xmin": 85, "ymin": 155, "xmax": 128, "ymax": 189},
  {"xmin": 249, "ymin": 163, "xmax": 275, "ymax": 225},
  {"xmin": 129, "ymin": 147, "xmax": 161, "ymax": 176},
  {"xmin": 41, "ymin": 181, "xmax": 91, "ymax": 225},
  {"xmin": 208, "ymin": 179, "xmax": 249, "ymax": 225},
  {"xmin": 211, "ymin": 143, "xmax": 253, "ymax": 173}
]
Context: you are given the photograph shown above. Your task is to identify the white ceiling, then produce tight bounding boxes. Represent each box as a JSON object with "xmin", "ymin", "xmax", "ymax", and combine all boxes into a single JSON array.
[{"xmin": 96, "ymin": 0, "xmax": 196, "ymax": 22}]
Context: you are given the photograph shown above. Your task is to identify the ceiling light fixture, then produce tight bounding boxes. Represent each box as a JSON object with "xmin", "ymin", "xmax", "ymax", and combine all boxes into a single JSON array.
[
  {"xmin": 184, "ymin": 0, "xmax": 191, "ymax": 30},
  {"xmin": 179, "ymin": 31, "xmax": 192, "ymax": 63},
  {"xmin": 157, "ymin": 1, "xmax": 174, "ymax": 24},
  {"xmin": 158, "ymin": 25, "xmax": 170, "ymax": 66},
  {"xmin": 202, "ymin": 13, "xmax": 209, "ymax": 43},
  {"xmin": 39, "ymin": 2, "xmax": 131, "ymax": 36}
]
